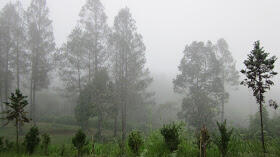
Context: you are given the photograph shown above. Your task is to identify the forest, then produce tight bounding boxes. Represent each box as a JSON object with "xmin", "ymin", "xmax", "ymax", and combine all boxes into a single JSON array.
[{"xmin": 0, "ymin": 0, "xmax": 280, "ymax": 157}]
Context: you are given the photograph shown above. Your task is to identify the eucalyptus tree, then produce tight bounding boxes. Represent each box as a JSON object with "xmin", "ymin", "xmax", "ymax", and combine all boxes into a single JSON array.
[
  {"xmin": 174, "ymin": 41, "xmax": 222, "ymax": 129},
  {"xmin": 111, "ymin": 8, "xmax": 153, "ymax": 150},
  {"xmin": 215, "ymin": 38, "xmax": 239, "ymax": 121},
  {"xmin": 1, "ymin": 89, "xmax": 30, "ymax": 153},
  {"xmin": 26, "ymin": 0, "xmax": 55, "ymax": 123},
  {"xmin": 56, "ymin": 26, "xmax": 87, "ymax": 99},
  {"xmin": 0, "ymin": 3, "xmax": 16, "ymax": 106},
  {"xmin": 79, "ymin": 0, "xmax": 110, "ymax": 81},
  {"xmin": 0, "ymin": 1, "xmax": 27, "ymax": 114},
  {"xmin": 241, "ymin": 41, "xmax": 277, "ymax": 155}
]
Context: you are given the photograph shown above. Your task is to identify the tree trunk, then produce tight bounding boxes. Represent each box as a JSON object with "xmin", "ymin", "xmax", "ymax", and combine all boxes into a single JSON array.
[
  {"xmin": 4, "ymin": 48, "xmax": 9, "ymax": 110},
  {"xmin": 0, "ymin": 89, "xmax": 3, "ymax": 125},
  {"xmin": 16, "ymin": 119, "xmax": 19, "ymax": 153},
  {"xmin": 113, "ymin": 113, "xmax": 117, "ymax": 137},
  {"xmin": 259, "ymin": 101, "xmax": 266, "ymax": 156},
  {"xmin": 16, "ymin": 41, "xmax": 20, "ymax": 90},
  {"xmin": 121, "ymin": 101, "xmax": 125, "ymax": 155},
  {"xmin": 32, "ymin": 82, "xmax": 37, "ymax": 125},
  {"xmin": 258, "ymin": 75, "xmax": 266, "ymax": 156},
  {"xmin": 97, "ymin": 111, "xmax": 102, "ymax": 139},
  {"xmin": 221, "ymin": 70, "xmax": 225, "ymax": 122},
  {"xmin": 29, "ymin": 80, "xmax": 33, "ymax": 120}
]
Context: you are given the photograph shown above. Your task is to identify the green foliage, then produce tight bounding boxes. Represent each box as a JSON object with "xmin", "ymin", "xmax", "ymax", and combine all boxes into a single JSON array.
[
  {"xmin": 24, "ymin": 126, "xmax": 40, "ymax": 154},
  {"xmin": 160, "ymin": 122, "xmax": 182, "ymax": 152},
  {"xmin": 72, "ymin": 129, "xmax": 87, "ymax": 157},
  {"xmin": 174, "ymin": 41, "xmax": 223, "ymax": 129},
  {"xmin": 0, "ymin": 137, "xmax": 3, "ymax": 152},
  {"xmin": 41, "ymin": 133, "xmax": 51, "ymax": 155},
  {"xmin": 128, "ymin": 130, "xmax": 144, "ymax": 156},
  {"xmin": 214, "ymin": 120, "xmax": 233, "ymax": 157},
  {"xmin": 1, "ymin": 89, "xmax": 30, "ymax": 153}
]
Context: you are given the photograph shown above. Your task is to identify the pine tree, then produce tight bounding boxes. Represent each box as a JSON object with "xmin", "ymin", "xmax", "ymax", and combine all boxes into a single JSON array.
[
  {"xmin": 1, "ymin": 89, "xmax": 30, "ymax": 153},
  {"xmin": 241, "ymin": 41, "xmax": 277, "ymax": 155}
]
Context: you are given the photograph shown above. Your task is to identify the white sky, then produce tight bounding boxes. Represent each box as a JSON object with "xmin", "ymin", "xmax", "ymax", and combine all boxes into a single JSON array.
[{"xmin": 1, "ymin": 0, "xmax": 280, "ymax": 76}]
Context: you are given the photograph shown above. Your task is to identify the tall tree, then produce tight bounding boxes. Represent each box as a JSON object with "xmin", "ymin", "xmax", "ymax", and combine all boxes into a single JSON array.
[
  {"xmin": 215, "ymin": 38, "xmax": 239, "ymax": 121},
  {"xmin": 79, "ymin": 0, "xmax": 110, "ymax": 81},
  {"xmin": 174, "ymin": 41, "xmax": 222, "ymax": 129},
  {"xmin": 0, "ymin": 3, "xmax": 16, "ymax": 109},
  {"xmin": 0, "ymin": 1, "xmax": 27, "ymax": 118},
  {"xmin": 111, "ymin": 8, "xmax": 153, "ymax": 151},
  {"xmin": 26, "ymin": 0, "xmax": 55, "ymax": 124},
  {"xmin": 241, "ymin": 41, "xmax": 277, "ymax": 155}
]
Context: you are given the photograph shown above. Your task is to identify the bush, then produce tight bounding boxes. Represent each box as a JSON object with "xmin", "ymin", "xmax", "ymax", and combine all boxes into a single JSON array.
[
  {"xmin": 214, "ymin": 120, "xmax": 233, "ymax": 157},
  {"xmin": 24, "ymin": 126, "xmax": 40, "ymax": 154},
  {"xmin": 41, "ymin": 133, "xmax": 51, "ymax": 155},
  {"xmin": 128, "ymin": 130, "xmax": 144, "ymax": 156},
  {"xmin": 160, "ymin": 122, "xmax": 182, "ymax": 152},
  {"xmin": 0, "ymin": 137, "xmax": 4, "ymax": 152},
  {"xmin": 72, "ymin": 129, "xmax": 87, "ymax": 157}
]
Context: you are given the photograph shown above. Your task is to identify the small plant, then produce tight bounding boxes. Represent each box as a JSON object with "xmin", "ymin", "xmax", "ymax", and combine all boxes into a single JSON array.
[
  {"xmin": 1, "ymin": 89, "xmax": 30, "ymax": 153},
  {"xmin": 198, "ymin": 125, "xmax": 210, "ymax": 157},
  {"xmin": 214, "ymin": 120, "xmax": 233, "ymax": 157},
  {"xmin": 41, "ymin": 133, "xmax": 51, "ymax": 155},
  {"xmin": 72, "ymin": 129, "xmax": 87, "ymax": 157},
  {"xmin": 60, "ymin": 144, "xmax": 65, "ymax": 156},
  {"xmin": 0, "ymin": 137, "xmax": 4, "ymax": 152},
  {"xmin": 24, "ymin": 126, "xmax": 40, "ymax": 154},
  {"xmin": 160, "ymin": 122, "xmax": 182, "ymax": 152},
  {"xmin": 128, "ymin": 130, "xmax": 144, "ymax": 156}
]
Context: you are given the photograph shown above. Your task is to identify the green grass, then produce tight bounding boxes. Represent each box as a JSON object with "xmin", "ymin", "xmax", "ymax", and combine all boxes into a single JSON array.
[{"xmin": 0, "ymin": 122, "xmax": 280, "ymax": 157}]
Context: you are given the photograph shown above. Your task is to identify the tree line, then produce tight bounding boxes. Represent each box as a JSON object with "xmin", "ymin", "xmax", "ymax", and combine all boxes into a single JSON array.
[
  {"xmin": 1, "ymin": 0, "xmax": 278, "ymax": 156},
  {"xmin": 0, "ymin": 0, "xmax": 153, "ymax": 149}
]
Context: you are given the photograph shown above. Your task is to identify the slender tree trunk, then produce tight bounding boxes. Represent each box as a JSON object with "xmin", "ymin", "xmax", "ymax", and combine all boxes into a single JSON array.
[
  {"xmin": 29, "ymin": 80, "xmax": 33, "ymax": 120},
  {"xmin": 32, "ymin": 82, "xmax": 37, "ymax": 125},
  {"xmin": 259, "ymin": 75, "xmax": 266, "ymax": 156},
  {"xmin": 0, "ymin": 87, "xmax": 3, "ymax": 125},
  {"xmin": 16, "ymin": 118, "xmax": 19, "ymax": 153},
  {"xmin": 16, "ymin": 41, "xmax": 20, "ymax": 89},
  {"xmin": 221, "ymin": 70, "xmax": 225, "ymax": 122},
  {"xmin": 113, "ymin": 112, "xmax": 117, "ymax": 137},
  {"xmin": 88, "ymin": 52, "xmax": 91, "ymax": 82},
  {"xmin": 259, "ymin": 100, "xmax": 266, "ymax": 156},
  {"xmin": 4, "ymin": 48, "xmax": 9, "ymax": 110},
  {"xmin": 97, "ymin": 111, "xmax": 102, "ymax": 139}
]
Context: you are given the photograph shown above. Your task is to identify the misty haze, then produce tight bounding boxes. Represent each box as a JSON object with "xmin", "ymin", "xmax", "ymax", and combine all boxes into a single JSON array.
[{"xmin": 0, "ymin": 0, "xmax": 279, "ymax": 157}]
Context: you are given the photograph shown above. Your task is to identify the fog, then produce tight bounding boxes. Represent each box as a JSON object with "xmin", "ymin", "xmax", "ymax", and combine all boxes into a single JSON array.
[{"xmin": 1, "ymin": 0, "xmax": 280, "ymax": 133}]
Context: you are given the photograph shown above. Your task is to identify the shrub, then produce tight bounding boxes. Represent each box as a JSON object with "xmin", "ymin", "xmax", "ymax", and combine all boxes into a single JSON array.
[
  {"xmin": 128, "ymin": 130, "xmax": 144, "ymax": 156},
  {"xmin": 24, "ymin": 126, "xmax": 40, "ymax": 154},
  {"xmin": 197, "ymin": 125, "xmax": 210, "ymax": 157},
  {"xmin": 60, "ymin": 144, "xmax": 65, "ymax": 156},
  {"xmin": 41, "ymin": 133, "xmax": 51, "ymax": 155},
  {"xmin": 72, "ymin": 129, "xmax": 87, "ymax": 157},
  {"xmin": 214, "ymin": 120, "xmax": 233, "ymax": 157},
  {"xmin": 0, "ymin": 137, "xmax": 4, "ymax": 152},
  {"xmin": 160, "ymin": 122, "xmax": 182, "ymax": 152}
]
